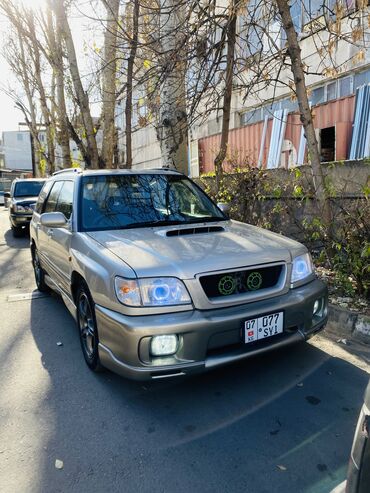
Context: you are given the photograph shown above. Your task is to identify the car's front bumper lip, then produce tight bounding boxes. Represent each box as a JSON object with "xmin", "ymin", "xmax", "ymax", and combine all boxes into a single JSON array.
[
  {"xmin": 95, "ymin": 278, "xmax": 328, "ymax": 380},
  {"xmin": 10, "ymin": 213, "xmax": 33, "ymax": 226}
]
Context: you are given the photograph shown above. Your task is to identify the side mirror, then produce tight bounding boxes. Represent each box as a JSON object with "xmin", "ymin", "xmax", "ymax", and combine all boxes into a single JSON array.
[
  {"xmin": 4, "ymin": 192, "xmax": 10, "ymax": 199},
  {"xmin": 217, "ymin": 202, "xmax": 230, "ymax": 216},
  {"xmin": 40, "ymin": 212, "xmax": 68, "ymax": 229}
]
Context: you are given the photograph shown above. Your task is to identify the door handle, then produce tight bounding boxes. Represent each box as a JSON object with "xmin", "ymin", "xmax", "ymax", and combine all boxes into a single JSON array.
[{"xmin": 47, "ymin": 229, "xmax": 54, "ymax": 237}]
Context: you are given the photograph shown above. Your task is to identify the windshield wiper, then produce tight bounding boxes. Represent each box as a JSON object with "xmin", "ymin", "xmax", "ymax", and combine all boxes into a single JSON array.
[{"xmin": 122, "ymin": 219, "xmax": 184, "ymax": 229}]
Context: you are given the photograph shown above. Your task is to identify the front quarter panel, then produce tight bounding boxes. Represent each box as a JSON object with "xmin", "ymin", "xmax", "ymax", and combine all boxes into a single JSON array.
[{"xmin": 70, "ymin": 232, "xmax": 136, "ymax": 310}]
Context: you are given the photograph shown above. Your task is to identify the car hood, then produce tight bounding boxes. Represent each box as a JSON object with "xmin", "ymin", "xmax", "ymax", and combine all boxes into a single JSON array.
[
  {"xmin": 87, "ymin": 220, "xmax": 305, "ymax": 279},
  {"xmin": 12, "ymin": 196, "xmax": 38, "ymax": 204}
]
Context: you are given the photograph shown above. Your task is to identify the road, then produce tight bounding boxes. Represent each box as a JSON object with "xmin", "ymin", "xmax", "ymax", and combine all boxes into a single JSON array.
[{"xmin": 0, "ymin": 207, "xmax": 369, "ymax": 493}]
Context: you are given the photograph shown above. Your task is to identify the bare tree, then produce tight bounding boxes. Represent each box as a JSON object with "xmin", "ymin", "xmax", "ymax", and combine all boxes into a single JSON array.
[
  {"xmin": 124, "ymin": 0, "xmax": 140, "ymax": 169},
  {"xmin": 275, "ymin": 0, "xmax": 331, "ymax": 224},
  {"xmin": 214, "ymin": 0, "xmax": 239, "ymax": 194},
  {"xmin": 157, "ymin": 0, "xmax": 188, "ymax": 174},
  {"xmin": 53, "ymin": 0, "xmax": 100, "ymax": 169},
  {"xmin": 101, "ymin": 0, "xmax": 120, "ymax": 169}
]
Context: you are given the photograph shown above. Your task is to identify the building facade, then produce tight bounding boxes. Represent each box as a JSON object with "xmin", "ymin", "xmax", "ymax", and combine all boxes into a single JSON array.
[
  {"xmin": 122, "ymin": 1, "xmax": 370, "ymax": 176},
  {"xmin": 2, "ymin": 131, "xmax": 33, "ymax": 171}
]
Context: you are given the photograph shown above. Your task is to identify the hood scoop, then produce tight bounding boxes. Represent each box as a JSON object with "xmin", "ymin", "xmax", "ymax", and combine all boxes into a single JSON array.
[{"xmin": 166, "ymin": 225, "xmax": 225, "ymax": 237}]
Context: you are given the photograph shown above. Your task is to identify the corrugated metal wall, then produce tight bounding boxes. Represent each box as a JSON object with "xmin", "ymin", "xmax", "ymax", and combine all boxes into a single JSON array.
[{"xmin": 198, "ymin": 95, "xmax": 355, "ymax": 173}]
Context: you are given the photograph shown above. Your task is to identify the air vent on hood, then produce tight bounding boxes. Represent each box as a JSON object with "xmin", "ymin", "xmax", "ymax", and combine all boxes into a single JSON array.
[{"xmin": 166, "ymin": 226, "xmax": 224, "ymax": 237}]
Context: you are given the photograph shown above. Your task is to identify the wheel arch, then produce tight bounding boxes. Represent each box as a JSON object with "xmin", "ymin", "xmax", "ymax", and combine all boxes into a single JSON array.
[{"xmin": 71, "ymin": 271, "xmax": 88, "ymax": 303}]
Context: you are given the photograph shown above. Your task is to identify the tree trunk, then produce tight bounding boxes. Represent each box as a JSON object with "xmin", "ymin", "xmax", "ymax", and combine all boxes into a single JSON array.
[
  {"xmin": 275, "ymin": 0, "xmax": 331, "ymax": 225},
  {"xmin": 16, "ymin": 32, "xmax": 42, "ymax": 176},
  {"xmin": 55, "ymin": 0, "xmax": 100, "ymax": 169},
  {"xmin": 124, "ymin": 0, "xmax": 140, "ymax": 169},
  {"xmin": 101, "ymin": 0, "xmax": 120, "ymax": 169},
  {"xmin": 157, "ymin": 0, "xmax": 188, "ymax": 174},
  {"xmin": 214, "ymin": 0, "xmax": 238, "ymax": 196},
  {"xmin": 28, "ymin": 13, "xmax": 55, "ymax": 174}
]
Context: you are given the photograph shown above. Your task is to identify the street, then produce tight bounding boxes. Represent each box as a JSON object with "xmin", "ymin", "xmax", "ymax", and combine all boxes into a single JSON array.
[{"xmin": 0, "ymin": 207, "xmax": 369, "ymax": 493}]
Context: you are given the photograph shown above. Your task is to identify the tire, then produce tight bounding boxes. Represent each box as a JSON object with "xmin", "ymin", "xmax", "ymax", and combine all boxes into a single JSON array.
[
  {"xmin": 76, "ymin": 282, "xmax": 103, "ymax": 372},
  {"xmin": 12, "ymin": 225, "xmax": 24, "ymax": 238},
  {"xmin": 32, "ymin": 247, "xmax": 50, "ymax": 292}
]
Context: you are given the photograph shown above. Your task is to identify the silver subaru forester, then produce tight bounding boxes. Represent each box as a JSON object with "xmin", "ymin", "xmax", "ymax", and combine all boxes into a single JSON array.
[{"xmin": 30, "ymin": 168, "xmax": 328, "ymax": 380}]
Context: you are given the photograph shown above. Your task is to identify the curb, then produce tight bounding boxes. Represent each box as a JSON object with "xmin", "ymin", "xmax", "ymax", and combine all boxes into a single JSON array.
[{"xmin": 326, "ymin": 304, "xmax": 370, "ymax": 344}]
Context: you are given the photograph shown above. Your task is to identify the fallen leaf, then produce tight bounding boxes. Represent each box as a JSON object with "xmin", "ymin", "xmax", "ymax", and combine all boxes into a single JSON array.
[
  {"xmin": 277, "ymin": 464, "xmax": 287, "ymax": 471},
  {"xmin": 55, "ymin": 459, "xmax": 64, "ymax": 470},
  {"xmin": 56, "ymin": 342, "xmax": 63, "ymax": 347},
  {"xmin": 336, "ymin": 338, "xmax": 348, "ymax": 345}
]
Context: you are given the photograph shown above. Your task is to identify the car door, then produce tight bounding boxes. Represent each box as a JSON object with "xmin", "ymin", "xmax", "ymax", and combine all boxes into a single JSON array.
[
  {"xmin": 46, "ymin": 180, "xmax": 74, "ymax": 296},
  {"xmin": 37, "ymin": 180, "xmax": 64, "ymax": 276}
]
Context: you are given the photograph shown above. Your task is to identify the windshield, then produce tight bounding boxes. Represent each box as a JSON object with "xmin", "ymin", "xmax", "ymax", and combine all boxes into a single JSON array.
[
  {"xmin": 81, "ymin": 174, "xmax": 226, "ymax": 231},
  {"xmin": 14, "ymin": 181, "xmax": 45, "ymax": 198}
]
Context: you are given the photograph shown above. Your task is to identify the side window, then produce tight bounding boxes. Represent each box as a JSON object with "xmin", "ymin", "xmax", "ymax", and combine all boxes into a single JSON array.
[
  {"xmin": 35, "ymin": 181, "xmax": 53, "ymax": 214},
  {"xmin": 43, "ymin": 181, "xmax": 64, "ymax": 214},
  {"xmin": 55, "ymin": 181, "xmax": 74, "ymax": 220}
]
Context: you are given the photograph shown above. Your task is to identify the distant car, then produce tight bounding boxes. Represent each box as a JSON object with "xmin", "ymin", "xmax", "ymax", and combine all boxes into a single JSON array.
[
  {"xmin": 30, "ymin": 168, "xmax": 328, "ymax": 380},
  {"xmin": 8, "ymin": 178, "xmax": 46, "ymax": 237},
  {"xmin": 345, "ymin": 379, "xmax": 370, "ymax": 492},
  {"xmin": 0, "ymin": 191, "xmax": 4, "ymax": 206}
]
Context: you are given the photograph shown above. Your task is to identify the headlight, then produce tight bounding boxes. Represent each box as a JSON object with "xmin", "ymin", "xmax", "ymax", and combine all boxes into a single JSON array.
[
  {"xmin": 114, "ymin": 277, "xmax": 191, "ymax": 307},
  {"xmin": 14, "ymin": 204, "xmax": 27, "ymax": 212},
  {"xmin": 291, "ymin": 253, "xmax": 313, "ymax": 284}
]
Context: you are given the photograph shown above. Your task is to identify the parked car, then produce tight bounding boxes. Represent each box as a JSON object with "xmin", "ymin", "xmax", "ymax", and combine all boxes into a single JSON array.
[
  {"xmin": 30, "ymin": 168, "xmax": 328, "ymax": 380},
  {"xmin": 0, "ymin": 191, "xmax": 4, "ymax": 206},
  {"xmin": 345, "ymin": 379, "xmax": 370, "ymax": 492},
  {"xmin": 8, "ymin": 178, "xmax": 46, "ymax": 236}
]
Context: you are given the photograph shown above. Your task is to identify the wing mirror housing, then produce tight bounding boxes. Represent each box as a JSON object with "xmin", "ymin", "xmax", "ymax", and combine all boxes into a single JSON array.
[{"xmin": 40, "ymin": 212, "xmax": 68, "ymax": 228}]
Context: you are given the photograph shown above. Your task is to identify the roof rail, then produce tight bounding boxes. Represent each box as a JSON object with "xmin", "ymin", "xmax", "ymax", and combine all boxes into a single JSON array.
[
  {"xmin": 53, "ymin": 167, "xmax": 82, "ymax": 176},
  {"xmin": 148, "ymin": 167, "xmax": 183, "ymax": 174}
]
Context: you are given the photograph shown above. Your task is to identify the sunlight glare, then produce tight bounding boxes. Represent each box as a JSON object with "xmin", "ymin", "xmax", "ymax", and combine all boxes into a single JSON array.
[{"xmin": 19, "ymin": 0, "xmax": 47, "ymax": 12}]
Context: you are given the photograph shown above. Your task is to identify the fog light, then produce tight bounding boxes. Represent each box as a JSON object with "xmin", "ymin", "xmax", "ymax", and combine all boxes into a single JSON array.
[
  {"xmin": 313, "ymin": 299, "xmax": 321, "ymax": 315},
  {"xmin": 150, "ymin": 335, "xmax": 178, "ymax": 356}
]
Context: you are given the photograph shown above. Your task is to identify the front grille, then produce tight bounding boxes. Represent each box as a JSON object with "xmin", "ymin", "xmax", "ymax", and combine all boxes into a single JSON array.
[{"xmin": 200, "ymin": 264, "xmax": 284, "ymax": 299}]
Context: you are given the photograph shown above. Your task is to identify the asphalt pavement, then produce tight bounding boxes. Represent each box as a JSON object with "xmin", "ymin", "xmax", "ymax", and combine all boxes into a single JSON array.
[{"xmin": 0, "ymin": 208, "xmax": 369, "ymax": 493}]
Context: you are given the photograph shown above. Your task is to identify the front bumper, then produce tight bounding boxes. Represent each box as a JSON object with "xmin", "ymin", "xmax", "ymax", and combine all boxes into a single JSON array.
[
  {"xmin": 10, "ymin": 213, "xmax": 33, "ymax": 227},
  {"xmin": 96, "ymin": 278, "xmax": 328, "ymax": 380}
]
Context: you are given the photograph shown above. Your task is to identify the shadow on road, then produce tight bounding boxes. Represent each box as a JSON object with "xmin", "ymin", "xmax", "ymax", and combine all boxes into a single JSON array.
[
  {"xmin": 3, "ymin": 227, "xmax": 30, "ymax": 250},
  {"xmin": 27, "ymin": 294, "xmax": 368, "ymax": 493}
]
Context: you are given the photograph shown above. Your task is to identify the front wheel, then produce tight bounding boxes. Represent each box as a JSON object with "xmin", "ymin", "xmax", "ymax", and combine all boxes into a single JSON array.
[
  {"xmin": 32, "ymin": 247, "xmax": 50, "ymax": 292},
  {"xmin": 76, "ymin": 283, "xmax": 103, "ymax": 372}
]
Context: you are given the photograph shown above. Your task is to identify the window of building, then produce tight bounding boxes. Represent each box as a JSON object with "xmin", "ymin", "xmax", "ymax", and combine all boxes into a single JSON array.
[
  {"xmin": 339, "ymin": 76, "xmax": 352, "ymax": 97},
  {"xmin": 311, "ymin": 86, "xmax": 325, "ymax": 105},
  {"xmin": 241, "ymin": 108, "xmax": 263, "ymax": 125},
  {"xmin": 320, "ymin": 127, "xmax": 336, "ymax": 161},
  {"xmin": 354, "ymin": 69, "xmax": 370, "ymax": 89},
  {"xmin": 327, "ymin": 81, "xmax": 337, "ymax": 101}
]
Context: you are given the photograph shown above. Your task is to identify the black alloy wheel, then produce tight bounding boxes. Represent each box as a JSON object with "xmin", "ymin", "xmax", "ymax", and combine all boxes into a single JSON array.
[{"xmin": 76, "ymin": 283, "xmax": 103, "ymax": 372}]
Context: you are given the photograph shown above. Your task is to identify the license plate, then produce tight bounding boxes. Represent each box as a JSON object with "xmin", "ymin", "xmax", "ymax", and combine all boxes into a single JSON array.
[{"xmin": 244, "ymin": 312, "xmax": 284, "ymax": 344}]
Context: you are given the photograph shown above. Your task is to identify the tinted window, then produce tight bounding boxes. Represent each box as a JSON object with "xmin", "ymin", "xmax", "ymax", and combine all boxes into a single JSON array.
[
  {"xmin": 13, "ymin": 181, "xmax": 45, "ymax": 198},
  {"xmin": 35, "ymin": 181, "xmax": 53, "ymax": 213},
  {"xmin": 81, "ymin": 174, "xmax": 226, "ymax": 232},
  {"xmin": 44, "ymin": 181, "xmax": 64, "ymax": 213},
  {"xmin": 55, "ymin": 181, "xmax": 74, "ymax": 220}
]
